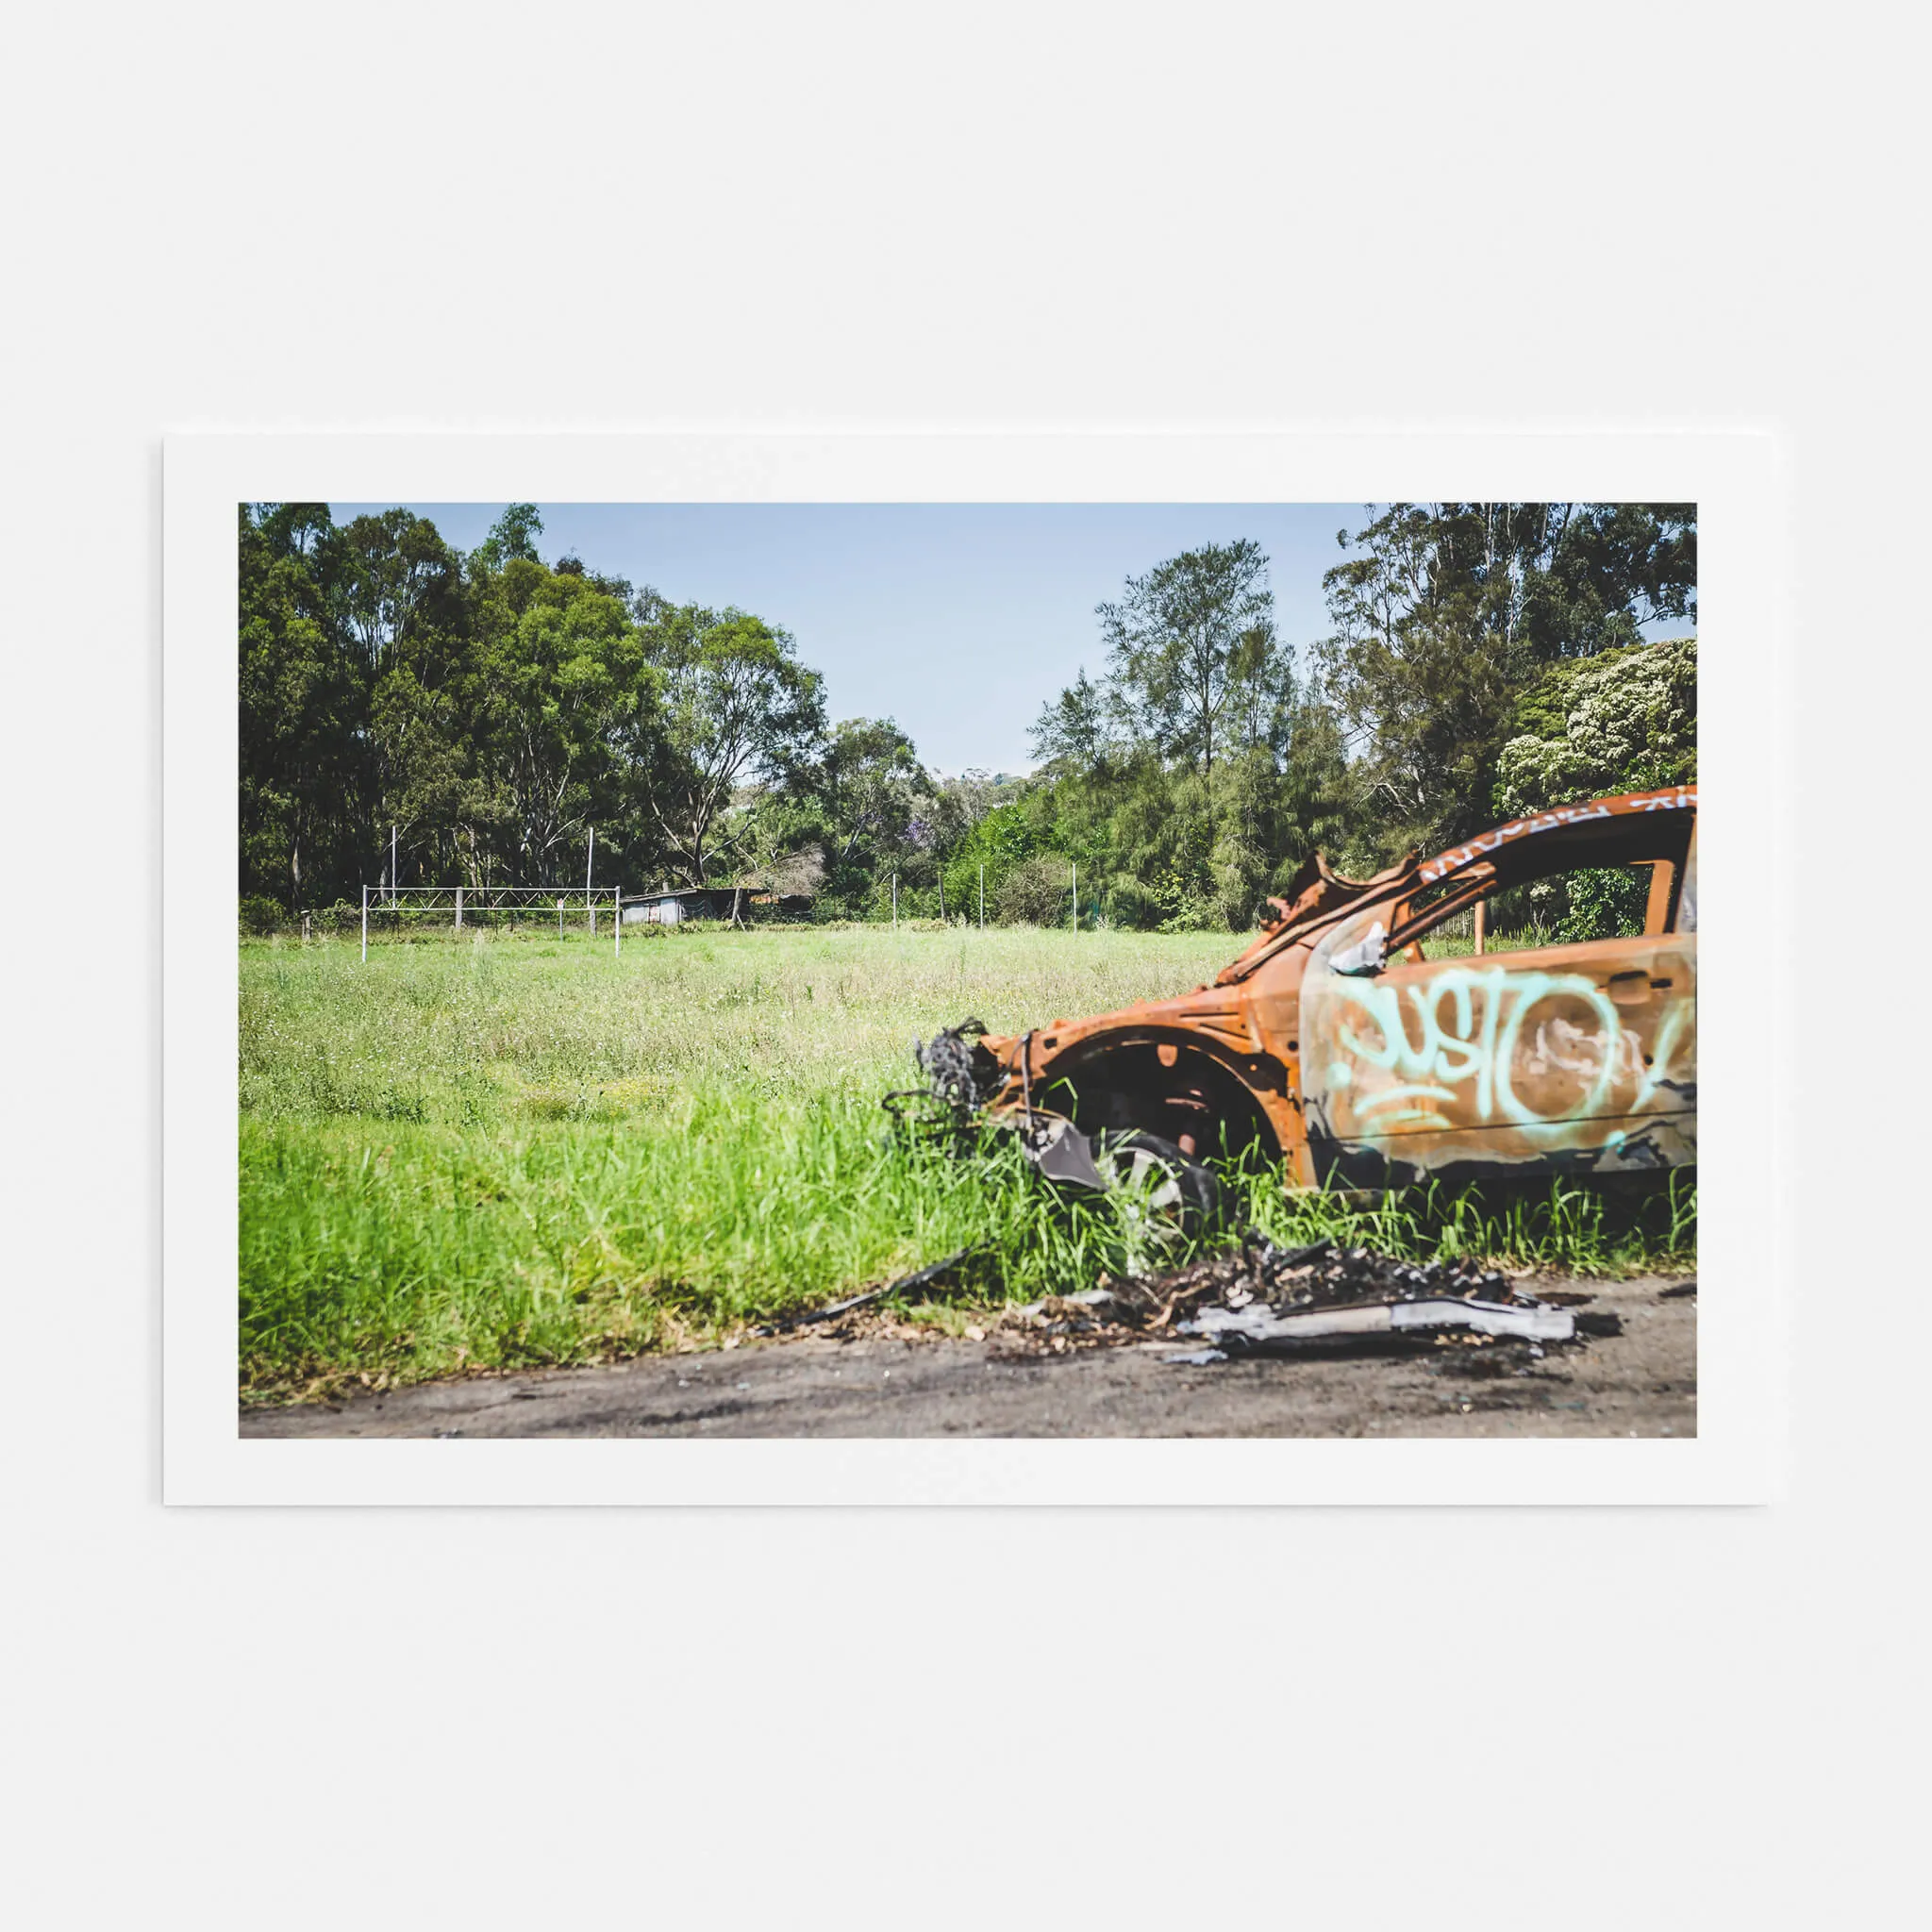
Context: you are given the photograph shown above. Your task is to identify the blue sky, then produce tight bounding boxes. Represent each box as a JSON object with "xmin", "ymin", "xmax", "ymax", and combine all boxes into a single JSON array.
[{"xmin": 333, "ymin": 502, "xmax": 1362, "ymax": 775}]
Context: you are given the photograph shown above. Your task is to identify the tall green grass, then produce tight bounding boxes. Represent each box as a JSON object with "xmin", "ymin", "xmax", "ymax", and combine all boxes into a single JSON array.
[
  {"xmin": 241, "ymin": 926, "xmax": 1692, "ymax": 1396},
  {"xmin": 1240, "ymin": 1158, "xmax": 1695, "ymax": 1275}
]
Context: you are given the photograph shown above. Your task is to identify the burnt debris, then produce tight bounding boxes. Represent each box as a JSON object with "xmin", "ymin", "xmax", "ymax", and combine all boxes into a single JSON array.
[
  {"xmin": 758, "ymin": 1228, "xmax": 1617, "ymax": 1368},
  {"xmin": 882, "ymin": 1019, "xmax": 1003, "ymax": 1150},
  {"xmin": 1145, "ymin": 1236, "xmax": 1598, "ymax": 1362}
]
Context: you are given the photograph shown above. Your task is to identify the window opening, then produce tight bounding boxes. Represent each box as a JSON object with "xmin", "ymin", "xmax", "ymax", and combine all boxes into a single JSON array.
[{"xmin": 1392, "ymin": 858, "xmax": 1674, "ymax": 961}]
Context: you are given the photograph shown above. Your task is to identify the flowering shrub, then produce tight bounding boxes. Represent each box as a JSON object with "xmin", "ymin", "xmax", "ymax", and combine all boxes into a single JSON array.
[{"xmin": 1494, "ymin": 637, "xmax": 1696, "ymax": 820}]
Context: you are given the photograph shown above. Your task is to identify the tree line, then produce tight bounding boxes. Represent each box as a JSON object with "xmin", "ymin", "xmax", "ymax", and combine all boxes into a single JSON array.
[{"xmin": 240, "ymin": 501, "xmax": 1694, "ymax": 930}]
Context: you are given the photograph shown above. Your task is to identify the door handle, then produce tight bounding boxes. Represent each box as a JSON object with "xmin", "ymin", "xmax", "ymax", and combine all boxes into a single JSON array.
[{"xmin": 1607, "ymin": 969, "xmax": 1651, "ymax": 1007}]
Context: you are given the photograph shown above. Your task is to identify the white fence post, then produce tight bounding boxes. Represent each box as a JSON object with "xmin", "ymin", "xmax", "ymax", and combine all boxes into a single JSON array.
[
  {"xmin": 1072, "ymin": 861, "xmax": 1077, "ymax": 932},
  {"xmin": 891, "ymin": 873, "xmax": 897, "ymax": 930},
  {"xmin": 978, "ymin": 864, "xmax": 984, "ymax": 929},
  {"xmin": 360, "ymin": 885, "xmax": 368, "ymax": 962},
  {"xmin": 613, "ymin": 891, "xmax": 621, "ymax": 958},
  {"xmin": 455, "ymin": 885, "xmax": 462, "ymax": 931}
]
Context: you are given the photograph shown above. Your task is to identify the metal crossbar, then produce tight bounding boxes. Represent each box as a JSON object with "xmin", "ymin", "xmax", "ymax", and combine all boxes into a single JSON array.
[
  {"xmin": 367, "ymin": 887, "xmax": 611, "ymax": 909},
  {"xmin": 360, "ymin": 883, "xmax": 621, "ymax": 960}
]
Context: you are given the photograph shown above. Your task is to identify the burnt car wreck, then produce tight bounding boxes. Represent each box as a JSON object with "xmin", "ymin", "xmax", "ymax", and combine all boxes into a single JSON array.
[{"xmin": 894, "ymin": 786, "xmax": 1697, "ymax": 1211}]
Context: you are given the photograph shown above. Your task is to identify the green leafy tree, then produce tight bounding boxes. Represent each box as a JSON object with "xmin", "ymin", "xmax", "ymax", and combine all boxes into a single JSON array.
[
  {"xmin": 463, "ymin": 562, "xmax": 654, "ymax": 884},
  {"xmin": 1095, "ymin": 538, "xmax": 1276, "ymax": 804},
  {"xmin": 1516, "ymin": 504, "xmax": 1696, "ymax": 659},
  {"xmin": 726, "ymin": 791, "xmax": 825, "ymax": 905},
  {"xmin": 1026, "ymin": 540, "xmax": 1341, "ymax": 929},
  {"xmin": 1208, "ymin": 695, "xmax": 1354, "ymax": 928},
  {"xmin": 636, "ymin": 605, "xmax": 826, "ymax": 887},
  {"xmin": 806, "ymin": 718, "xmax": 930, "ymax": 892},
  {"xmin": 238, "ymin": 500, "xmax": 1690, "ymax": 932},
  {"xmin": 470, "ymin": 503, "xmax": 544, "ymax": 572},
  {"xmin": 1029, "ymin": 670, "xmax": 1113, "ymax": 776},
  {"xmin": 995, "ymin": 853, "xmax": 1076, "ymax": 926},
  {"xmin": 940, "ymin": 791, "xmax": 1056, "ymax": 921},
  {"xmin": 239, "ymin": 505, "xmax": 367, "ymax": 907},
  {"xmin": 335, "ymin": 509, "xmax": 459, "ymax": 667},
  {"xmin": 1318, "ymin": 503, "xmax": 1697, "ymax": 858}
]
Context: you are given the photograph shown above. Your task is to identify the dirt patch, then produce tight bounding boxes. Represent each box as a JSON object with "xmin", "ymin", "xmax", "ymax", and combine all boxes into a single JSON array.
[{"xmin": 240, "ymin": 1273, "xmax": 1694, "ymax": 1440}]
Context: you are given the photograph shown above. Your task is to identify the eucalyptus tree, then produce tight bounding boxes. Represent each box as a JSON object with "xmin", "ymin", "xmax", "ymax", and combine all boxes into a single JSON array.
[
  {"xmin": 807, "ymin": 717, "xmax": 930, "ymax": 896},
  {"xmin": 335, "ymin": 509, "xmax": 458, "ymax": 667},
  {"xmin": 461, "ymin": 558, "xmax": 655, "ymax": 886},
  {"xmin": 469, "ymin": 502, "xmax": 544, "ymax": 572},
  {"xmin": 1096, "ymin": 537, "xmax": 1277, "ymax": 801},
  {"xmin": 635, "ymin": 604, "xmax": 826, "ymax": 888},
  {"xmin": 239, "ymin": 505, "xmax": 367, "ymax": 907}
]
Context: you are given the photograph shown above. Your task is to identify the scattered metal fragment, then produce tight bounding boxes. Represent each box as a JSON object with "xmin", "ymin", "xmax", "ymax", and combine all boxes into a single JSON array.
[
  {"xmin": 1120, "ymin": 1231, "xmax": 1617, "ymax": 1368},
  {"xmin": 1023, "ymin": 1116, "xmax": 1111, "ymax": 1191},
  {"xmin": 758, "ymin": 1247, "xmax": 991, "ymax": 1334},
  {"xmin": 1179, "ymin": 1296, "xmax": 1576, "ymax": 1350}
]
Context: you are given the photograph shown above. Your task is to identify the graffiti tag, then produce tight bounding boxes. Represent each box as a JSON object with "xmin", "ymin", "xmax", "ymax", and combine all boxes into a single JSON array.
[
  {"xmin": 1418, "ymin": 787, "xmax": 1696, "ymax": 884},
  {"xmin": 1320, "ymin": 964, "xmax": 1691, "ymax": 1135}
]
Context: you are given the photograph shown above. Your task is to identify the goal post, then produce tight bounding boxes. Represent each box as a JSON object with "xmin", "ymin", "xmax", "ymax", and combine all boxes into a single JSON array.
[{"xmin": 355, "ymin": 884, "xmax": 619, "ymax": 956}]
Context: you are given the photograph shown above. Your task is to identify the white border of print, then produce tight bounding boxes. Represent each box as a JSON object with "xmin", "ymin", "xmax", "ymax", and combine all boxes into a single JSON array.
[{"xmin": 164, "ymin": 430, "xmax": 1788, "ymax": 1506}]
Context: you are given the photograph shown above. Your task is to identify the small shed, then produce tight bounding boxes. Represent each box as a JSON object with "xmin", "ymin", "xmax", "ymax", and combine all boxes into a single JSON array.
[
  {"xmin": 622, "ymin": 887, "xmax": 744, "ymax": 924},
  {"xmin": 624, "ymin": 891, "xmax": 688, "ymax": 925}
]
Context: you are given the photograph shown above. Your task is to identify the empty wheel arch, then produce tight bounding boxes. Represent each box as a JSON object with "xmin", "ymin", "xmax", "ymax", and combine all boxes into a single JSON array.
[{"xmin": 1038, "ymin": 1037, "xmax": 1282, "ymax": 1170}]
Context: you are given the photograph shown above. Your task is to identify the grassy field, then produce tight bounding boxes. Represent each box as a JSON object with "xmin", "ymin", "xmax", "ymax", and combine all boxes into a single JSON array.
[{"xmin": 241, "ymin": 924, "xmax": 1693, "ymax": 1398}]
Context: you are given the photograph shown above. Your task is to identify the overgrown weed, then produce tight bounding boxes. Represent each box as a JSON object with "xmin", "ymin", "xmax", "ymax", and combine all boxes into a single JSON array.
[{"xmin": 1233, "ymin": 1156, "xmax": 1694, "ymax": 1278}]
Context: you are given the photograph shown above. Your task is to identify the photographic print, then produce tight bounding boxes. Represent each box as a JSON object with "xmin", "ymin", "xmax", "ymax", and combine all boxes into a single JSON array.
[{"xmin": 225, "ymin": 494, "xmax": 1699, "ymax": 1445}]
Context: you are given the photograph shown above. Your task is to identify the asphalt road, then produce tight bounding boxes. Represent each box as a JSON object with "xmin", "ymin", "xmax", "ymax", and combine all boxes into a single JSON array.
[{"xmin": 242, "ymin": 1274, "xmax": 1694, "ymax": 1440}]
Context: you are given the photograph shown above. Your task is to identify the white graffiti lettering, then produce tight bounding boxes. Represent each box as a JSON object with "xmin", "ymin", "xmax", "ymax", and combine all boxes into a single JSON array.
[{"xmin": 1416, "ymin": 789, "xmax": 1695, "ymax": 884}]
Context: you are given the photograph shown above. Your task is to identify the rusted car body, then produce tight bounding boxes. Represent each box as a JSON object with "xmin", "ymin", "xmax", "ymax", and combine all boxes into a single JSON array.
[{"xmin": 972, "ymin": 787, "xmax": 1697, "ymax": 1191}]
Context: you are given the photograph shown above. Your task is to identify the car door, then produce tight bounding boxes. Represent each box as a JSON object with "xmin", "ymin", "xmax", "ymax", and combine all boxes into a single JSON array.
[{"xmin": 1298, "ymin": 841, "xmax": 1696, "ymax": 1186}]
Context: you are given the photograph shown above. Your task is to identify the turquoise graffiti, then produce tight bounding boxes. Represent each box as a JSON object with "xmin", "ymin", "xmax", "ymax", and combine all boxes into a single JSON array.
[{"xmin": 1320, "ymin": 964, "xmax": 1692, "ymax": 1136}]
